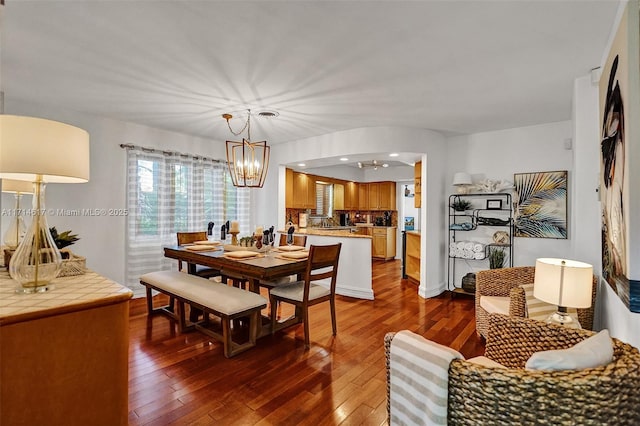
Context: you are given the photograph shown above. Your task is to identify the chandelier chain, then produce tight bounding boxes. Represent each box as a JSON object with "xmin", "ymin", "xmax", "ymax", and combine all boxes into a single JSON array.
[{"xmin": 225, "ymin": 109, "xmax": 251, "ymax": 140}]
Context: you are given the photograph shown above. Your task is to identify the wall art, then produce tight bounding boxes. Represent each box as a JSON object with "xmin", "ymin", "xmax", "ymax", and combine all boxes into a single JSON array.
[{"xmin": 513, "ymin": 170, "xmax": 567, "ymax": 239}]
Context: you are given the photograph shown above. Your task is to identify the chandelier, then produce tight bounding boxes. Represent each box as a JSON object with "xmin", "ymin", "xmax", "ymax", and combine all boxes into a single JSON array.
[
  {"xmin": 223, "ymin": 109, "xmax": 270, "ymax": 188},
  {"xmin": 357, "ymin": 160, "xmax": 388, "ymax": 170}
]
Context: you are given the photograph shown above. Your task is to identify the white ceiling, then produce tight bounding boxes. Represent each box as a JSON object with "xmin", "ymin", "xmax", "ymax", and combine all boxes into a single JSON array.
[{"xmin": 1, "ymin": 0, "xmax": 620, "ymax": 152}]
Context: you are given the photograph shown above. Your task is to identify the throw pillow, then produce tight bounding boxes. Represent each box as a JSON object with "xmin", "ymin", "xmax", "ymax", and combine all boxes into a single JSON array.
[{"xmin": 525, "ymin": 329, "xmax": 613, "ymax": 371}]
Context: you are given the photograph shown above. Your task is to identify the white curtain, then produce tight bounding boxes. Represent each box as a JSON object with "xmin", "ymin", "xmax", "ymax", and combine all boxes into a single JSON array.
[{"xmin": 124, "ymin": 146, "xmax": 249, "ymax": 297}]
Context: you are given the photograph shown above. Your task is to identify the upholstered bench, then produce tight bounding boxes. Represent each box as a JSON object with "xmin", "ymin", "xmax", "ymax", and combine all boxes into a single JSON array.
[{"xmin": 140, "ymin": 271, "xmax": 267, "ymax": 357}]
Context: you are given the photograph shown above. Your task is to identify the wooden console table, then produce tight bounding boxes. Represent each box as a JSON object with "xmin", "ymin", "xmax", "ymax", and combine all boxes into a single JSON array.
[{"xmin": 0, "ymin": 270, "xmax": 133, "ymax": 426}]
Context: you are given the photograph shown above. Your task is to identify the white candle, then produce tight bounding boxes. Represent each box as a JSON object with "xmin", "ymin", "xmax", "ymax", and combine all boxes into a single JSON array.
[
  {"xmin": 230, "ymin": 220, "xmax": 240, "ymax": 232},
  {"xmin": 255, "ymin": 226, "xmax": 263, "ymax": 236}
]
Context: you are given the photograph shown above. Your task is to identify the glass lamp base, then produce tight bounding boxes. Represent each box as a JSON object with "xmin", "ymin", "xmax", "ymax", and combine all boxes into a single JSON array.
[
  {"xmin": 15, "ymin": 282, "xmax": 56, "ymax": 294},
  {"xmin": 545, "ymin": 310, "xmax": 574, "ymax": 326}
]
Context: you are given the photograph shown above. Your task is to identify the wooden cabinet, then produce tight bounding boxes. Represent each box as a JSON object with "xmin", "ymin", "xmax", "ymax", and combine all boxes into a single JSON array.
[
  {"xmin": 345, "ymin": 182, "xmax": 358, "ymax": 210},
  {"xmin": 333, "ymin": 183, "xmax": 345, "ymax": 210},
  {"xmin": 285, "ymin": 168, "xmax": 294, "ymax": 209},
  {"xmin": 0, "ymin": 271, "xmax": 132, "ymax": 426},
  {"xmin": 292, "ymin": 171, "xmax": 316, "ymax": 209},
  {"xmin": 414, "ymin": 161, "xmax": 421, "ymax": 208},
  {"xmin": 372, "ymin": 226, "xmax": 396, "ymax": 260},
  {"xmin": 356, "ymin": 226, "xmax": 372, "ymax": 237},
  {"xmin": 284, "ymin": 173, "xmax": 392, "ymax": 212},
  {"xmin": 358, "ymin": 183, "xmax": 370, "ymax": 210},
  {"xmin": 377, "ymin": 181, "xmax": 396, "ymax": 210},
  {"xmin": 368, "ymin": 183, "xmax": 380, "ymax": 210},
  {"xmin": 405, "ymin": 231, "xmax": 421, "ymax": 283},
  {"xmin": 360, "ymin": 181, "xmax": 396, "ymax": 210}
]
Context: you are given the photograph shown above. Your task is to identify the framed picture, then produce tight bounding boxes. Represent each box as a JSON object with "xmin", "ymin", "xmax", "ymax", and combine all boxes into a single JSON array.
[
  {"xmin": 404, "ymin": 216, "xmax": 415, "ymax": 231},
  {"xmin": 486, "ymin": 199, "xmax": 502, "ymax": 210},
  {"xmin": 513, "ymin": 170, "xmax": 567, "ymax": 239},
  {"xmin": 599, "ymin": 2, "xmax": 637, "ymax": 312}
]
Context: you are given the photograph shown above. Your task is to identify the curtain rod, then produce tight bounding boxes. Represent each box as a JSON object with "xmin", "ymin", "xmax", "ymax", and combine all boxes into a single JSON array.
[{"xmin": 119, "ymin": 143, "xmax": 224, "ymax": 164}]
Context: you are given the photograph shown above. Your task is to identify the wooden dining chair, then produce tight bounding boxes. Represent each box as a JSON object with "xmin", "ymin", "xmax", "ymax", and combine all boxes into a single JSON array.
[
  {"xmin": 176, "ymin": 231, "xmax": 221, "ymax": 279},
  {"xmin": 277, "ymin": 233, "xmax": 307, "ymax": 248},
  {"xmin": 257, "ymin": 234, "xmax": 309, "ymax": 290},
  {"xmin": 269, "ymin": 243, "xmax": 342, "ymax": 347}
]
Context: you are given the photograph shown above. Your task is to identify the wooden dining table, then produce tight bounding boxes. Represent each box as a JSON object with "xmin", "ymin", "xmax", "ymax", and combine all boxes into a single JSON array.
[{"xmin": 163, "ymin": 245, "xmax": 308, "ymax": 337}]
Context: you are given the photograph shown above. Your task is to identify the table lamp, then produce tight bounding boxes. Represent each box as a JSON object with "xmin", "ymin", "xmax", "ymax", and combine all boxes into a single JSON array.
[
  {"xmin": 452, "ymin": 172, "xmax": 472, "ymax": 194},
  {"xmin": 533, "ymin": 258, "xmax": 593, "ymax": 325},
  {"xmin": 2, "ymin": 179, "xmax": 33, "ymax": 249},
  {"xmin": 0, "ymin": 115, "xmax": 90, "ymax": 293}
]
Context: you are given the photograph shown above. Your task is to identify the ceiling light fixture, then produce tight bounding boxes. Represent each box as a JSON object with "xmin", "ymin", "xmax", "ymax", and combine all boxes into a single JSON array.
[
  {"xmin": 340, "ymin": 157, "xmax": 349, "ymax": 161},
  {"xmin": 389, "ymin": 153, "xmax": 399, "ymax": 157},
  {"xmin": 357, "ymin": 160, "xmax": 388, "ymax": 170},
  {"xmin": 257, "ymin": 110, "xmax": 279, "ymax": 118},
  {"xmin": 223, "ymin": 109, "xmax": 270, "ymax": 188}
]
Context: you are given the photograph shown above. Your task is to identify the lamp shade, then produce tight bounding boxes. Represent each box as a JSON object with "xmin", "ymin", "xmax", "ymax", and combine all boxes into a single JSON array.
[
  {"xmin": 0, "ymin": 115, "xmax": 90, "ymax": 183},
  {"xmin": 452, "ymin": 172, "xmax": 472, "ymax": 186},
  {"xmin": 2, "ymin": 179, "xmax": 34, "ymax": 194},
  {"xmin": 533, "ymin": 258, "xmax": 593, "ymax": 308}
]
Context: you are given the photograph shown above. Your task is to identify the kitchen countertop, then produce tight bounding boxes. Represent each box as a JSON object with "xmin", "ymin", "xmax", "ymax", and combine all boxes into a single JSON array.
[
  {"xmin": 280, "ymin": 228, "xmax": 371, "ymax": 239},
  {"xmin": 354, "ymin": 224, "xmax": 397, "ymax": 228}
]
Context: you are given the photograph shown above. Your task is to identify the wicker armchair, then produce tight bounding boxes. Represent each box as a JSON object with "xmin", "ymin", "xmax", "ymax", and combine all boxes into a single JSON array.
[
  {"xmin": 385, "ymin": 314, "xmax": 640, "ymax": 425},
  {"xmin": 475, "ymin": 266, "xmax": 597, "ymax": 338},
  {"xmin": 475, "ymin": 266, "xmax": 535, "ymax": 337}
]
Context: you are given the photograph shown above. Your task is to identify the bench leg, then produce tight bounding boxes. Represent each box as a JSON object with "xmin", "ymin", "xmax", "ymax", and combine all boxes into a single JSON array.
[
  {"xmin": 222, "ymin": 317, "xmax": 233, "ymax": 358},
  {"xmin": 177, "ymin": 301, "xmax": 195, "ymax": 333}
]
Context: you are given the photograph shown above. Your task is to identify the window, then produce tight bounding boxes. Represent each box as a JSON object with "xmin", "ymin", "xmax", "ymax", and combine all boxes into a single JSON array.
[
  {"xmin": 125, "ymin": 147, "xmax": 249, "ymax": 295},
  {"xmin": 314, "ymin": 182, "xmax": 333, "ymax": 217}
]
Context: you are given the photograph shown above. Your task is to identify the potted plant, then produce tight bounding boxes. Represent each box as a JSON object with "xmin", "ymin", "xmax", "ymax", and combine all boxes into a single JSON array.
[
  {"xmin": 451, "ymin": 198, "xmax": 473, "ymax": 212},
  {"xmin": 49, "ymin": 227, "xmax": 80, "ymax": 259},
  {"xmin": 488, "ymin": 247, "xmax": 506, "ymax": 269}
]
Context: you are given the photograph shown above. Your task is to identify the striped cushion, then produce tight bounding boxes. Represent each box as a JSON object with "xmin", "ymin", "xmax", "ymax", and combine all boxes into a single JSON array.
[
  {"xmin": 389, "ymin": 331, "xmax": 464, "ymax": 425},
  {"xmin": 521, "ymin": 283, "xmax": 577, "ymax": 321}
]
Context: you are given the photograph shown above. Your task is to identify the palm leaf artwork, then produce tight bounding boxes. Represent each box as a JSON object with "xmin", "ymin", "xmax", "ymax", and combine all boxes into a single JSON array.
[{"xmin": 513, "ymin": 171, "xmax": 567, "ymax": 238}]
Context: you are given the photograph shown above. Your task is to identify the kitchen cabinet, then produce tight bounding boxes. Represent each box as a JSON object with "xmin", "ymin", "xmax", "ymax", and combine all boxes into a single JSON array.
[
  {"xmin": 357, "ymin": 181, "xmax": 396, "ymax": 211},
  {"xmin": 285, "ymin": 168, "xmax": 294, "ymax": 209},
  {"xmin": 292, "ymin": 171, "xmax": 316, "ymax": 209},
  {"xmin": 414, "ymin": 161, "xmax": 421, "ymax": 208},
  {"xmin": 345, "ymin": 181, "xmax": 358, "ymax": 210},
  {"xmin": 368, "ymin": 183, "xmax": 381, "ymax": 210},
  {"xmin": 333, "ymin": 183, "xmax": 345, "ymax": 210},
  {"xmin": 358, "ymin": 183, "xmax": 370, "ymax": 210},
  {"xmin": 356, "ymin": 226, "xmax": 372, "ymax": 237},
  {"xmin": 405, "ymin": 231, "xmax": 421, "ymax": 283},
  {"xmin": 377, "ymin": 181, "xmax": 396, "ymax": 210},
  {"xmin": 372, "ymin": 226, "xmax": 396, "ymax": 260}
]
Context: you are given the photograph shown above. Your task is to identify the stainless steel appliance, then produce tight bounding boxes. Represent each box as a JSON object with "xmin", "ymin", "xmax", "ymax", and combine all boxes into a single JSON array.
[{"xmin": 339, "ymin": 213, "xmax": 350, "ymax": 226}]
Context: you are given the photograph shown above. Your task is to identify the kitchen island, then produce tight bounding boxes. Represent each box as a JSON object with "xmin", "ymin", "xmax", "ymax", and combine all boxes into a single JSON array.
[{"xmin": 280, "ymin": 228, "xmax": 374, "ymax": 300}]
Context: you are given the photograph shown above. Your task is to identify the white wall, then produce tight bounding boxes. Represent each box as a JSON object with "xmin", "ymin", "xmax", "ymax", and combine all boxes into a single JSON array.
[
  {"xmin": 3, "ymin": 99, "xmax": 225, "ymax": 286},
  {"xmin": 446, "ymin": 121, "xmax": 574, "ymax": 288}
]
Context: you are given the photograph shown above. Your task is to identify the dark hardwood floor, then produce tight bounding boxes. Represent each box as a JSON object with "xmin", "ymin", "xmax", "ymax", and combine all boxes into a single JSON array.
[{"xmin": 128, "ymin": 260, "xmax": 484, "ymax": 425}]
